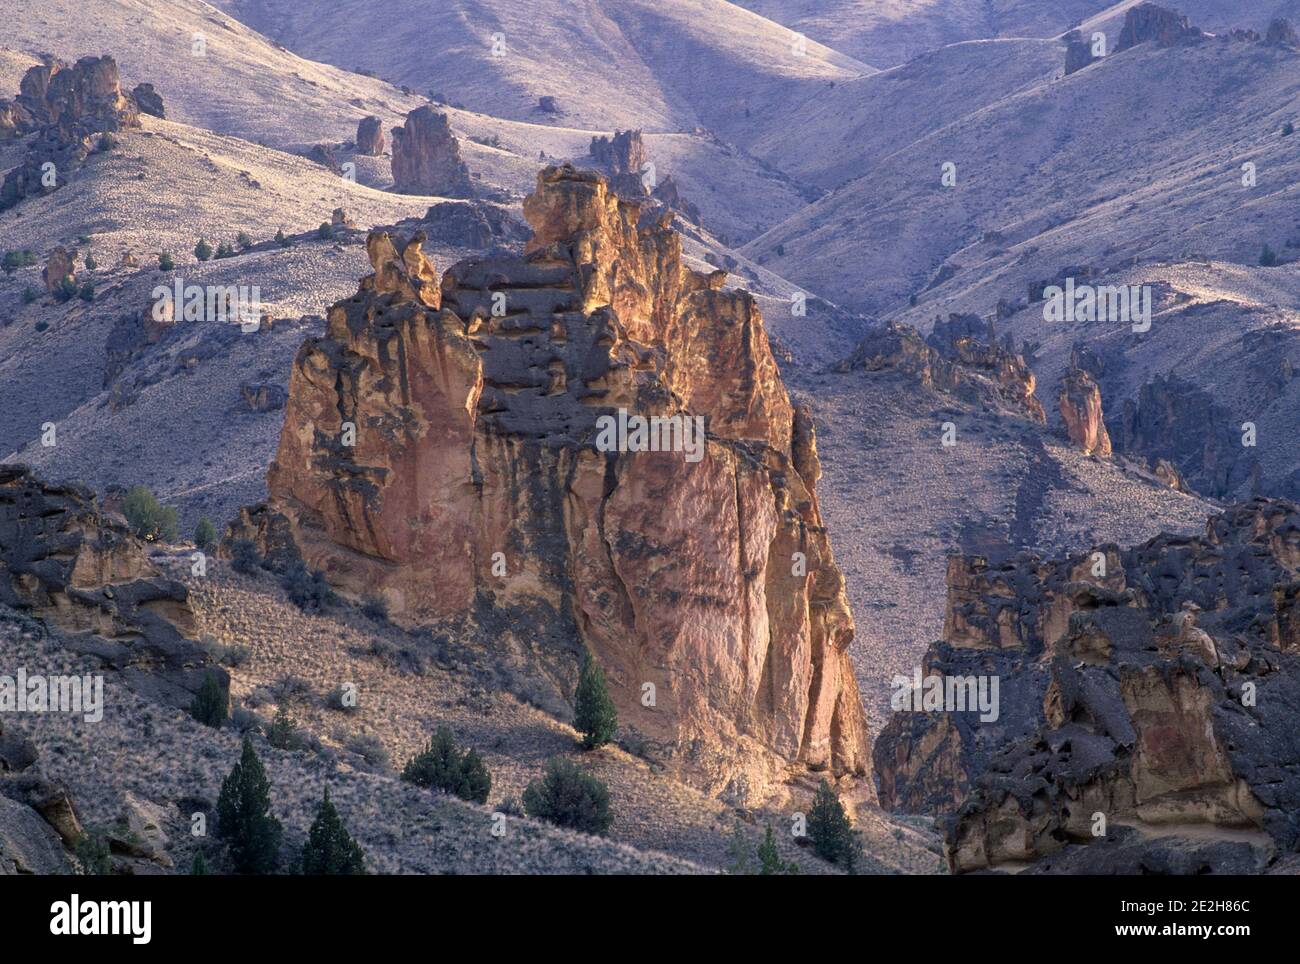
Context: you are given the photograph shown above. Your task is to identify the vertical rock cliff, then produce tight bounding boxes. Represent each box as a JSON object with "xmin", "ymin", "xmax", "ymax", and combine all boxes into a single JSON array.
[{"xmin": 263, "ymin": 166, "xmax": 869, "ymax": 798}]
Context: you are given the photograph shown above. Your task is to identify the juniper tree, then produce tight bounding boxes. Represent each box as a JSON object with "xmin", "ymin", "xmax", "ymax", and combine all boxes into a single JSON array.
[
  {"xmin": 401, "ymin": 725, "xmax": 491, "ymax": 803},
  {"xmin": 194, "ymin": 517, "xmax": 217, "ymax": 551},
  {"xmin": 300, "ymin": 788, "xmax": 366, "ymax": 875},
  {"xmin": 190, "ymin": 672, "xmax": 228, "ymax": 729},
  {"xmin": 573, "ymin": 652, "xmax": 617, "ymax": 750},
  {"xmin": 194, "ymin": 238, "xmax": 213, "ymax": 261},
  {"xmin": 757, "ymin": 823, "xmax": 799, "ymax": 875},
  {"xmin": 190, "ymin": 850, "xmax": 209, "ymax": 875},
  {"xmin": 522, "ymin": 757, "xmax": 612, "ymax": 834},
  {"xmin": 122, "ymin": 485, "xmax": 178, "ymax": 542},
  {"xmin": 217, "ymin": 735, "xmax": 282, "ymax": 874},
  {"xmin": 807, "ymin": 780, "xmax": 860, "ymax": 872}
]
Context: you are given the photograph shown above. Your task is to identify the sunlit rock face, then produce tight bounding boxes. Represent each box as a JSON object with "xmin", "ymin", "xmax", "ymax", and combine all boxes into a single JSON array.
[{"xmin": 264, "ymin": 165, "xmax": 869, "ymax": 799}]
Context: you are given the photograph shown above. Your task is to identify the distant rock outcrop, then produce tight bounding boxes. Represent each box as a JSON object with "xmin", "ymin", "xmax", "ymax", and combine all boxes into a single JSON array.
[
  {"xmin": 838, "ymin": 318, "xmax": 1046, "ymax": 423},
  {"xmin": 41, "ymin": 246, "xmax": 75, "ymax": 294},
  {"xmin": 588, "ymin": 129, "xmax": 648, "ymax": 198},
  {"xmin": 1115, "ymin": 3, "xmax": 1204, "ymax": 53},
  {"xmin": 1058, "ymin": 367, "xmax": 1112, "ymax": 456},
  {"xmin": 1265, "ymin": 18, "xmax": 1300, "ymax": 48},
  {"xmin": 0, "ymin": 465, "xmax": 225, "ymax": 710},
  {"xmin": 259, "ymin": 165, "xmax": 869, "ymax": 799},
  {"xmin": 1063, "ymin": 30, "xmax": 1099, "ymax": 75},
  {"xmin": 1114, "ymin": 374, "xmax": 1255, "ymax": 498},
  {"xmin": 875, "ymin": 498, "xmax": 1300, "ymax": 873},
  {"xmin": 356, "ymin": 115, "xmax": 384, "ymax": 156},
  {"xmin": 0, "ymin": 55, "xmax": 141, "ymax": 210},
  {"xmin": 391, "ymin": 105, "xmax": 473, "ymax": 197}
]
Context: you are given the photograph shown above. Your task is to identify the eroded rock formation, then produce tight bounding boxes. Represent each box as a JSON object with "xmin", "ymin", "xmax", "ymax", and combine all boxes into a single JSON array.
[
  {"xmin": 589, "ymin": 129, "xmax": 647, "ymax": 198},
  {"xmin": 131, "ymin": 82, "xmax": 164, "ymax": 119},
  {"xmin": 1058, "ymin": 367, "xmax": 1112, "ymax": 456},
  {"xmin": 875, "ymin": 499, "xmax": 1300, "ymax": 873},
  {"xmin": 0, "ymin": 56, "xmax": 141, "ymax": 211},
  {"xmin": 260, "ymin": 165, "xmax": 868, "ymax": 798},
  {"xmin": 1063, "ymin": 31, "xmax": 1099, "ymax": 75},
  {"xmin": 356, "ymin": 115, "xmax": 384, "ymax": 156},
  {"xmin": 837, "ymin": 319, "xmax": 1046, "ymax": 422},
  {"xmin": 0, "ymin": 465, "xmax": 224, "ymax": 709},
  {"xmin": 1115, "ymin": 3, "xmax": 1204, "ymax": 52},
  {"xmin": 391, "ymin": 106, "xmax": 473, "ymax": 197}
]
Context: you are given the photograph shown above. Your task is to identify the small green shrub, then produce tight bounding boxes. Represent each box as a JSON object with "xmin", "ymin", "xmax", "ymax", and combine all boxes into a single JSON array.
[
  {"xmin": 522, "ymin": 757, "xmax": 612, "ymax": 835},
  {"xmin": 122, "ymin": 484, "xmax": 178, "ymax": 542}
]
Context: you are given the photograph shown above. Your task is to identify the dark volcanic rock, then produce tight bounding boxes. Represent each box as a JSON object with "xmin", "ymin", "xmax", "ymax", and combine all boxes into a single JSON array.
[
  {"xmin": 131, "ymin": 82, "xmax": 164, "ymax": 118},
  {"xmin": 419, "ymin": 200, "xmax": 527, "ymax": 248},
  {"xmin": 875, "ymin": 498, "xmax": 1300, "ymax": 874},
  {"xmin": 0, "ymin": 465, "xmax": 227, "ymax": 710},
  {"xmin": 1063, "ymin": 30, "xmax": 1099, "ymax": 75}
]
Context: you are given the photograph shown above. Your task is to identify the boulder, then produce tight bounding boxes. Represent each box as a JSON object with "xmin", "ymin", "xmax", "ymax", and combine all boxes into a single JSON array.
[
  {"xmin": 0, "ymin": 795, "xmax": 72, "ymax": 874},
  {"xmin": 131, "ymin": 82, "xmax": 164, "ymax": 118},
  {"xmin": 1265, "ymin": 18, "xmax": 1300, "ymax": 48}
]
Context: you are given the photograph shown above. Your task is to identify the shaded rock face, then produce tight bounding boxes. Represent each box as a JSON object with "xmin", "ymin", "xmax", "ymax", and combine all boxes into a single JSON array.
[
  {"xmin": 589, "ymin": 130, "xmax": 648, "ymax": 198},
  {"xmin": 0, "ymin": 465, "xmax": 225, "ymax": 710},
  {"xmin": 875, "ymin": 499, "xmax": 1300, "ymax": 873},
  {"xmin": 356, "ymin": 115, "xmax": 384, "ymax": 156},
  {"xmin": 391, "ymin": 106, "xmax": 473, "ymax": 197},
  {"xmin": 420, "ymin": 200, "xmax": 527, "ymax": 249},
  {"xmin": 0, "ymin": 56, "xmax": 140, "ymax": 211},
  {"xmin": 131, "ymin": 82, "xmax": 164, "ymax": 119},
  {"xmin": 1115, "ymin": 3, "xmax": 1204, "ymax": 52},
  {"xmin": 263, "ymin": 165, "xmax": 869, "ymax": 798},
  {"xmin": 1265, "ymin": 18, "xmax": 1300, "ymax": 48},
  {"xmin": 1063, "ymin": 31, "xmax": 1098, "ymax": 75},
  {"xmin": 1058, "ymin": 368, "xmax": 1112, "ymax": 456},
  {"xmin": 838, "ymin": 319, "xmax": 1046, "ymax": 423},
  {"xmin": 1113, "ymin": 374, "xmax": 1254, "ymax": 499}
]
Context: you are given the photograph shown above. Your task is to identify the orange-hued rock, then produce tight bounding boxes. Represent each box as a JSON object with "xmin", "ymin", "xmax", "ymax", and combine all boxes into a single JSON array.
[
  {"xmin": 265, "ymin": 165, "xmax": 869, "ymax": 798},
  {"xmin": 1058, "ymin": 367, "xmax": 1112, "ymax": 456}
]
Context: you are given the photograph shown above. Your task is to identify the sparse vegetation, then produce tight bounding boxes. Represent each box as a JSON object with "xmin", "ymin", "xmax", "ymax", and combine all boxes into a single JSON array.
[
  {"xmin": 78, "ymin": 282, "xmax": 94, "ymax": 302},
  {"xmin": 230, "ymin": 539, "xmax": 263, "ymax": 575},
  {"xmin": 282, "ymin": 561, "xmax": 337, "ymax": 611},
  {"xmin": 21, "ymin": 286, "xmax": 38, "ymax": 304},
  {"xmin": 74, "ymin": 829, "xmax": 112, "ymax": 875},
  {"xmin": 194, "ymin": 516, "xmax": 218, "ymax": 551},
  {"xmin": 237, "ymin": 231, "xmax": 253, "ymax": 250},
  {"xmin": 158, "ymin": 251, "xmax": 175, "ymax": 271},
  {"xmin": 401, "ymin": 725, "xmax": 491, "ymax": 804},
  {"xmin": 1260, "ymin": 243, "xmax": 1279, "ymax": 267},
  {"xmin": 275, "ymin": 228, "xmax": 291, "ymax": 248},
  {"xmin": 122, "ymin": 484, "xmax": 178, "ymax": 542},
  {"xmin": 190, "ymin": 672, "xmax": 229, "ymax": 729},
  {"xmin": 1284, "ymin": 121, "xmax": 1295, "ymax": 136},
  {"xmin": 194, "ymin": 238, "xmax": 213, "ymax": 261},
  {"xmin": 3, "ymin": 249, "xmax": 37, "ymax": 273},
  {"xmin": 265, "ymin": 705, "xmax": 305, "ymax": 750},
  {"xmin": 217, "ymin": 735, "xmax": 282, "ymax": 874},
  {"xmin": 316, "ymin": 222, "xmax": 333, "ymax": 240},
  {"xmin": 52, "ymin": 276, "xmax": 79, "ymax": 303},
  {"xmin": 522, "ymin": 757, "xmax": 612, "ymax": 835},
  {"xmin": 360, "ymin": 595, "xmax": 389, "ymax": 622}
]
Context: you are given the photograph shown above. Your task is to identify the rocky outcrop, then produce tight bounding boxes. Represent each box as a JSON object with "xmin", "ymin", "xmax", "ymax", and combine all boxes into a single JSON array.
[
  {"xmin": 1114, "ymin": 374, "xmax": 1255, "ymax": 498},
  {"xmin": 1265, "ymin": 18, "xmax": 1300, "ymax": 48},
  {"xmin": 419, "ymin": 200, "xmax": 527, "ymax": 248},
  {"xmin": 875, "ymin": 499, "xmax": 1300, "ymax": 873},
  {"xmin": 0, "ymin": 56, "xmax": 140, "ymax": 211},
  {"xmin": 1115, "ymin": 3, "xmax": 1204, "ymax": 52},
  {"xmin": 356, "ymin": 115, "xmax": 384, "ymax": 156},
  {"xmin": 1058, "ymin": 367, "xmax": 1112, "ymax": 456},
  {"xmin": 41, "ymin": 246, "xmax": 75, "ymax": 294},
  {"xmin": 838, "ymin": 319, "xmax": 1046, "ymax": 422},
  {"xmin": 391, "ymin": 106, "xmax": 473, "ymax": 197},
  {"xmin": 239, "ymin": 381, "xmax": 288, "ymax": 412},
  {"xmin": 0, "ymin": 465, "xmax": 225, "ymax": 710},
  {"xmin": 260, "ymin": 165, "xmax": 868, "ymax": 799},
  {"xmin": 589, "ymin": 130, "xmax": 648, "ymax": 198},
  {"xmin": 131, "ymin": 82, "xmax": 164, "ymax": 119},
  {"xmin": 1063, "ymin": 30, "xmax": 1098, "ymax": 75}
]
